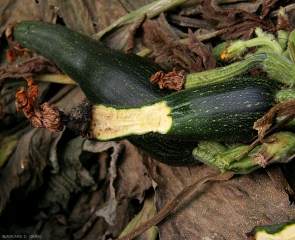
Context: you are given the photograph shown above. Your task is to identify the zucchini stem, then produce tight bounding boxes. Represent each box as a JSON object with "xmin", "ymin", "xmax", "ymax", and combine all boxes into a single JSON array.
[
  {"xmin": 34, "ymin": 74, "xmax": 76, "ymax": 84},
  {"xmin": 263, "ymin": 53, "xmax": 295, "ymax": 87},
  {"xmin": 220, "ymin": 37, "xmax": 283, "ymax": 60},
  {"xmin": 93, "ymin": 0, "xmax": 188, "ymax": 40},
  {"xmin": 184, "ymin": 53, "xmax": 266, "ymax": 88},
  {"xmin": 185, "ymin": 53, "xmax": 295, "ymax": 88},
  {"xmin": 193, "ymin": 132, "xmax": 295, "ymax": 174}
]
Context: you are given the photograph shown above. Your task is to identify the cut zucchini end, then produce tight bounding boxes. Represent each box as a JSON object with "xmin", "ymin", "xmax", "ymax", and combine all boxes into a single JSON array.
[
  {"xmin": 253, "ymin": 223, "xmax": 295, "ymax": 240},
  {"xmin": 91, "ymin": 102, "xmax": 172, "ymax": 140}
]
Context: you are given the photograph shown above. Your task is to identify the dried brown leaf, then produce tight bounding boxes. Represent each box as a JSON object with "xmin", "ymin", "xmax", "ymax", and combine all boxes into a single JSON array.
[
  {"xmin": 0, "ymin": 81, "xmax": 51, "ymax": 126},
  {"xmin": 59, "ymin": 140, "xmax": 153, "ymax": 239},
  {"xmin": 0, "ymin": 0, "xmax": 128, "ymax": 37},
  {"xmin": 128, "ymin": 18, "xmax": 216, "ymax": 73},
  {"xmin": 253, "ymin": 100, "xmax": 295, "ymax": 141},
  {"xmin": 0, "ymin": 128, "xmax": 61, "ymax": 215},
  {"xmin": 115, "ymin": 140, "xmax": 154, "ymax": 203},
  {"xmin": 0, "ymin": 0, "xmax": 143, "ymax": 50},
  {"xmin": 266, "ymin": 166, "xmax": 295, "ymax": 203},
  {"xmin": 277, "ymin": 10, "xmax": 294, "ymax": 32},
  {"xmin": 202, "ymin": 0, "xmax": 275, "ymax": 40},
  {"xmin": 187, "ymin": 29, "xmax": 216, "ymax": 71},
  {"xmin": 143, "ymin": 161, "xmax": 295, "ymax": 239},
  {"xmin": 261, "ymin": 0, "xmax": 279, "ymax": 19},
  {"xmin": 14, "ymin": 78, "xmax": 63, "ymax": 132},
  {"xmin": 0, "ymin": 57, "xmax": 62, "ymax": 82},
  {"xmin": 117, "ymin": 171, "xmax": 234, "ymax": 240},
  {"xmin": 0, "ymin": 0, "xmax": 57, "ymax": 37},
  {"xmin": 150, "ymin": 68, "xmax": 185, "ymax": 91},
  {"xmin": 126, "ymin": 15, "xmax": 147, "ymax": 53}
]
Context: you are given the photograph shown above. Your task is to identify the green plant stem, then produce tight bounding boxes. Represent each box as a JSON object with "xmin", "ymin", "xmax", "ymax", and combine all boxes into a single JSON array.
[
  {"xmin": 276, "ymin": 89, "xmax": 295, "ymax": 102},
  {"xmin": 185, "ymin": 53, "xmax": 295, "ymax": 88},
  {"xmin": 223, "ymin": 37, "xmax": 283, "ymax": 60},
  {"xmin": 93, "ymin": 0, "xmax": 188, "ymax": 40},
  {"xmin": 193, "ymin": 132, "xmax": 295, "ymax": 174},
  {"xmin": 34, "ymin": 74, "xmax": 76, "ymax": 84},
  {"xmin": 184, "ymin": 53, "xmax": 266, "ymax": 88},
  {"xmin": 263, "ymin": 53, "xmax": 295, "ymax": 87}
]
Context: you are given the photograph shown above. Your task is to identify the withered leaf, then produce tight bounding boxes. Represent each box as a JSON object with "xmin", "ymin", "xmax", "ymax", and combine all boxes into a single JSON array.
[
  {"xmin": 144, "ymin": 161, "xmax": 295, "ymax": 239},
  {"xmin": 266, "ymin": 166, "xmax": 295, "ymax": 203},
  {"xmin": 201, "ymin": 0, "xmax": 275, "ymax": 40},
  {"xmin": 187, "ymin": 29, "xmax": 216, "ymax": 71},
  {"xmin": 0, "ymin": 81, "xmax": 51, "ymax": 125},
  {"xmin": 150, "ymin": 68, "xmax": 186, "ymax": 91},
  {"xmin": 128, "ymin": 17, "xmax": 216, "ymax": 73},
  {"xmin": 261, "ymin": 0, "xmax": 279, "ymax": 19},
  {"xmin": 0, "ymin": 0, "xmax": 127, "ymax": 37},
  {"xmin": 64, "ymin": 140, "xmax": 154, "ymax": 239},
  {"xmin": 115, "ymin": 140, "xmax": 154, "ymax": 203},
  {"xmin": 0, "ymin": 57, "xmax": 62, "ymax": 83},
  {"xmin": 0, "ymin": 128, "xmax": 61, "ymax": 215},
  {"xmin": 0, "ymin": 1, "xmax": 57, "ymax": 37},
  {"xmin": 253, "ymin": 100, "xmax": 295, "ymax": 141}
]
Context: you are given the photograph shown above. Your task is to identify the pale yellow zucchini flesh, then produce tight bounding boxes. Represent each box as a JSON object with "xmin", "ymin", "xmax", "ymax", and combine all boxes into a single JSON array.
[{"xmin": 90, "ymin": 102, "xmax": 172, "ymax": 141}]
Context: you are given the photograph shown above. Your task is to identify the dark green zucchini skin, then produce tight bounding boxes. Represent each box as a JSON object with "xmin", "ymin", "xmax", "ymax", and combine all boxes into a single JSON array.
[
  {"xmin": 12, "ymin": 21, "xmax": 197, "ymax": 166},
  {"xmin": 156, "ymin": 76, "xmax": 278, "ymax": 141},
  {"xmin": 13, "ymin": 21, "xmax": 171, "ymax": 106}
]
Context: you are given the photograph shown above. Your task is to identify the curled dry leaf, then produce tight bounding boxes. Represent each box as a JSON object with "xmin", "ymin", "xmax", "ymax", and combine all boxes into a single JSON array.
[
  {"xmin": 261, "ymin": 0, "xmax": 279, "ymax": 19},
  {"xmin": 5, "ymin": 22, "xmax": 33, "ymax": 60},
  {"xmin": 127, "ymin": 17, "xmax": 216, "ymax": 73},
  {"xmin": 55, "ymin": 140, "xmax": 153, "ymax": 240},
  {"xmin": 201, "ymin": 0, "xmax": 275, "ymax": 40},
  {"xmin": 150, "ymin": 68, "xmax": 185, "ymax": 91},
  {"xmin": 253, "ymin": 100, "xmax": 295, "ymax": 141},
  {"xmin": 2, "ymin": 22, "xmax": 61, "ymax": 87},
  {"xmin": 15, "ymin": 78, "xmax": 63, "ymax": 132},
  {"xmin": 276, "ymin": 7, "xmax": 294, "ymax": 32},
  {"xmin": 0, "ymin": 57, "xmax": 62, "ymax": 83}
]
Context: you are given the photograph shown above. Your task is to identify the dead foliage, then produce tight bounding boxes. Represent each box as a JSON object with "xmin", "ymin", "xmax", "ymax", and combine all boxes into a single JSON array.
[{"xmin": 1, "ymin": 0, "xmax": 295, "ymax": 240}]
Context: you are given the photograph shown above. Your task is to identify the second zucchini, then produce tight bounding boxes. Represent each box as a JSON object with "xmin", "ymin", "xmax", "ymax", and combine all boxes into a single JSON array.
[{"xmin": 86, "ymin": 77, "xmax": 279, "ymax": 142}]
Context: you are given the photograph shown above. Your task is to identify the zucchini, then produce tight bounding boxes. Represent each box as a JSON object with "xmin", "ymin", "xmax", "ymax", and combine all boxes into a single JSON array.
[
  {"xmin": 12, "ymin": 21, "xmax": 171, "ymax": 106},
  {"xmin": 87, "ymin": 77, "xmax": 278, "ymax": 142},
  {"xmin": 12, "ymin": 21, "xmax": 197, "ymax": 166}
]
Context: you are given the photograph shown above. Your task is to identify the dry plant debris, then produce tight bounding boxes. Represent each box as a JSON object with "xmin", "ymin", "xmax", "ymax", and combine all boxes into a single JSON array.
[{"xmin": 0, "ymin": 0, "xmax": 295, "ymax": 240}]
